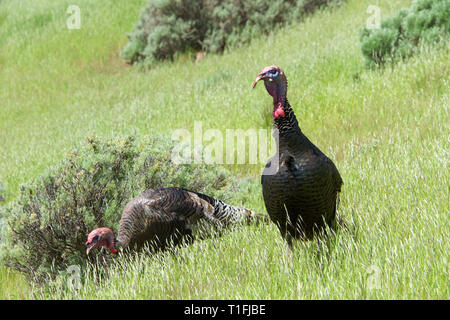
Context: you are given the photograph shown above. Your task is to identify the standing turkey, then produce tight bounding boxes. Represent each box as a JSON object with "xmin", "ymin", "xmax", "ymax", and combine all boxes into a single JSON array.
[
  {"xmin": 86, "ymin": 187, "xmax": 264, "ymax": 255},
  {"xmin": 253, "ymin": 65, "xmax": 343, "ymax": 246}
]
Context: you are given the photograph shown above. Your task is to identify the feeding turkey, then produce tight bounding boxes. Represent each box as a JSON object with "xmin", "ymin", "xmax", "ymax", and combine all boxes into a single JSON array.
[
  {"xmin": 86, "ymin": 187, "xmax": 266, "ymax": 255},
  {"xmin": 253, "ymin": 65, "xmax": 343, "ymax": 246}
]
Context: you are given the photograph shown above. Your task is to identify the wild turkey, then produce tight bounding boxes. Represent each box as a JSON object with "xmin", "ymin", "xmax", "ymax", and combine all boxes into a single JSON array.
[
  {"xmin": 253, "ymin": 65, "xmax": 343, "ymax": 245},
  {"xmin": 85, "ymin": 187, "xmax": 264, "ymax": 255}
]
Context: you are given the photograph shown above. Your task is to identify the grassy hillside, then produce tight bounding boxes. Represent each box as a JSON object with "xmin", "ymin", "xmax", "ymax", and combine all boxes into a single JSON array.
[{"xmin": 0, "ymin": 0, "xmax": 448, "ymax": 299}]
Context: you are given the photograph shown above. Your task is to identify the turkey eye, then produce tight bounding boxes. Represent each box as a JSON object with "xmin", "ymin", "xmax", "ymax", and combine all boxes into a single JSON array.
[
  {"xmin": 93, "ymin": 235, "xmax": 99, "ymax": 242},
  {"xmin": 269, "ymin": 69, "xmax": 279, "ymax": 77}
]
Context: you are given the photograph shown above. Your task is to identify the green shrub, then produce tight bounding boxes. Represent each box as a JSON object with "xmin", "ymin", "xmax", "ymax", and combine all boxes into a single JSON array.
[
  {"xmin": 0, "ymin": 183, "xmax": 5, "ymax": 242},
  {"xmin": 121, "ymin": 0, "xmax": 343, "ymax": 65},
  {"xmin": 360, "ymin": 0, "xmax": 450, "ymax": 68},
  {"xmin": 0, "ymin": 134, "xmax": 243, "ymax": 283}
]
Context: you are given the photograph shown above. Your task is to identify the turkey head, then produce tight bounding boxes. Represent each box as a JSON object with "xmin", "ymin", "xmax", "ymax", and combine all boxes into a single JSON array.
[
  {"xmin": 85, "ymin": 227, "xmax": 118, "ymax": 255},
  {"xmin": 252, "ymin": 65, "xmax": 287, "ymax": 118}
]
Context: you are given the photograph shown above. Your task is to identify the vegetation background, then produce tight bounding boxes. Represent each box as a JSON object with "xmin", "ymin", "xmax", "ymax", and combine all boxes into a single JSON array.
[{"xmin": 0, "ymin": 0, "xmax": 448, "ymax": 299}]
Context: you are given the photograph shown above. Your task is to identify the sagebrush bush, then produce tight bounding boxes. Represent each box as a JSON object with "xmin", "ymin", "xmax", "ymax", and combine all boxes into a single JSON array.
[
  {"xmin": 0, "ymin": 134, "xmax": 245, "ymax": 283},
  {"xmin": 0, "ymin": 183, "xmax": 6, "ymax": 203},
  {"xmin": 0, "ymin": 183, "xmax": 5, "ymax": 242},
  {"xmin": 360, "ymin": 0, "xmax": 450, "ymax": 68},
  {"xmin": 121, "ymin": 0, "xmax": 343, "ymax": 65}
]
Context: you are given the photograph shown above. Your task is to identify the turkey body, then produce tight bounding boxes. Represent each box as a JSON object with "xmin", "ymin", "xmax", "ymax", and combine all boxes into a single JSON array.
[
  {"xmin": 114, "ymin": 187, "xmax": 258, "ymax": 252},
  {"xmin": 253, "ymin": 65, "xmax": 343, "ymax": 243},
  {"xmin": 261, "ymin": 106, "xmax": 343, "ymax": 241}
]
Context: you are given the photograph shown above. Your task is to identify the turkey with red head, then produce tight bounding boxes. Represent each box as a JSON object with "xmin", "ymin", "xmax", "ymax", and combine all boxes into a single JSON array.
[
  {"xmin": 253, "ymin": 65, "xmax": 343, "ymax": 246},
  {"xmin": 86, "ymin": 187, "xmax": 265, "ymax": 255}
]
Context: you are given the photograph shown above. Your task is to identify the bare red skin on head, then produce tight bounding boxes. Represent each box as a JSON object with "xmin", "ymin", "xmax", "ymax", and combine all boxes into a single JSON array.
[
  {"xmin": 253, "ymin": 66, "xmax": 287, "ymax": 119},
  {"xmin": 86, "ymin": 227, "xmax": 117, "ymax": 254}
]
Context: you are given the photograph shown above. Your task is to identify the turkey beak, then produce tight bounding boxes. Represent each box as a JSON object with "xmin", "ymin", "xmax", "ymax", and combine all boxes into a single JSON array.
[
  {"xmin": 252, "ymin": 75, "xmax": 262, "ymax": 89},
  {"xmin": 86, "ymin": 242, "xmax": 95, "ymax": 255},
  {"xmin": 252, "ymin": 72, "xmax": 271, "ymax": 88}
]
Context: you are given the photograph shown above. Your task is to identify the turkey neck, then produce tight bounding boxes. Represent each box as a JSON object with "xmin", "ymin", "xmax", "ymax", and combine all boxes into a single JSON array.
[
  {"xmin": 273, "ymin": 99, "xmax": 309, "ymax": 154},
  {"xmin": 111, "ymin": 233, "xmax": 127, "ymax": 250}
]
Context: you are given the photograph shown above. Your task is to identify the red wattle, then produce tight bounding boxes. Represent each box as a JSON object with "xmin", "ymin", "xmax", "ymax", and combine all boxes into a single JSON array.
[{"xmin": 273, "ymin": 107, "xmax": 285, "ymax": 118}]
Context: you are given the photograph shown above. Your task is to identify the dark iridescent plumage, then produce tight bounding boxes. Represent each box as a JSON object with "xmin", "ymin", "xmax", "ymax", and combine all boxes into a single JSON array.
[
  {"xmin": 254, "ymin": 66, "xmax": 343, "ymax": 244},
  {"xmin": 86, "ymin": 187, "xmax": 263, "ymax": 254}
]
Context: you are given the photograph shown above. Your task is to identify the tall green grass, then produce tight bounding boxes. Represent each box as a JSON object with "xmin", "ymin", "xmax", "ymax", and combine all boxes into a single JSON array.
[{"xmin": 0, "ymin": 0, "xmax": 448, "ymax": 299}]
